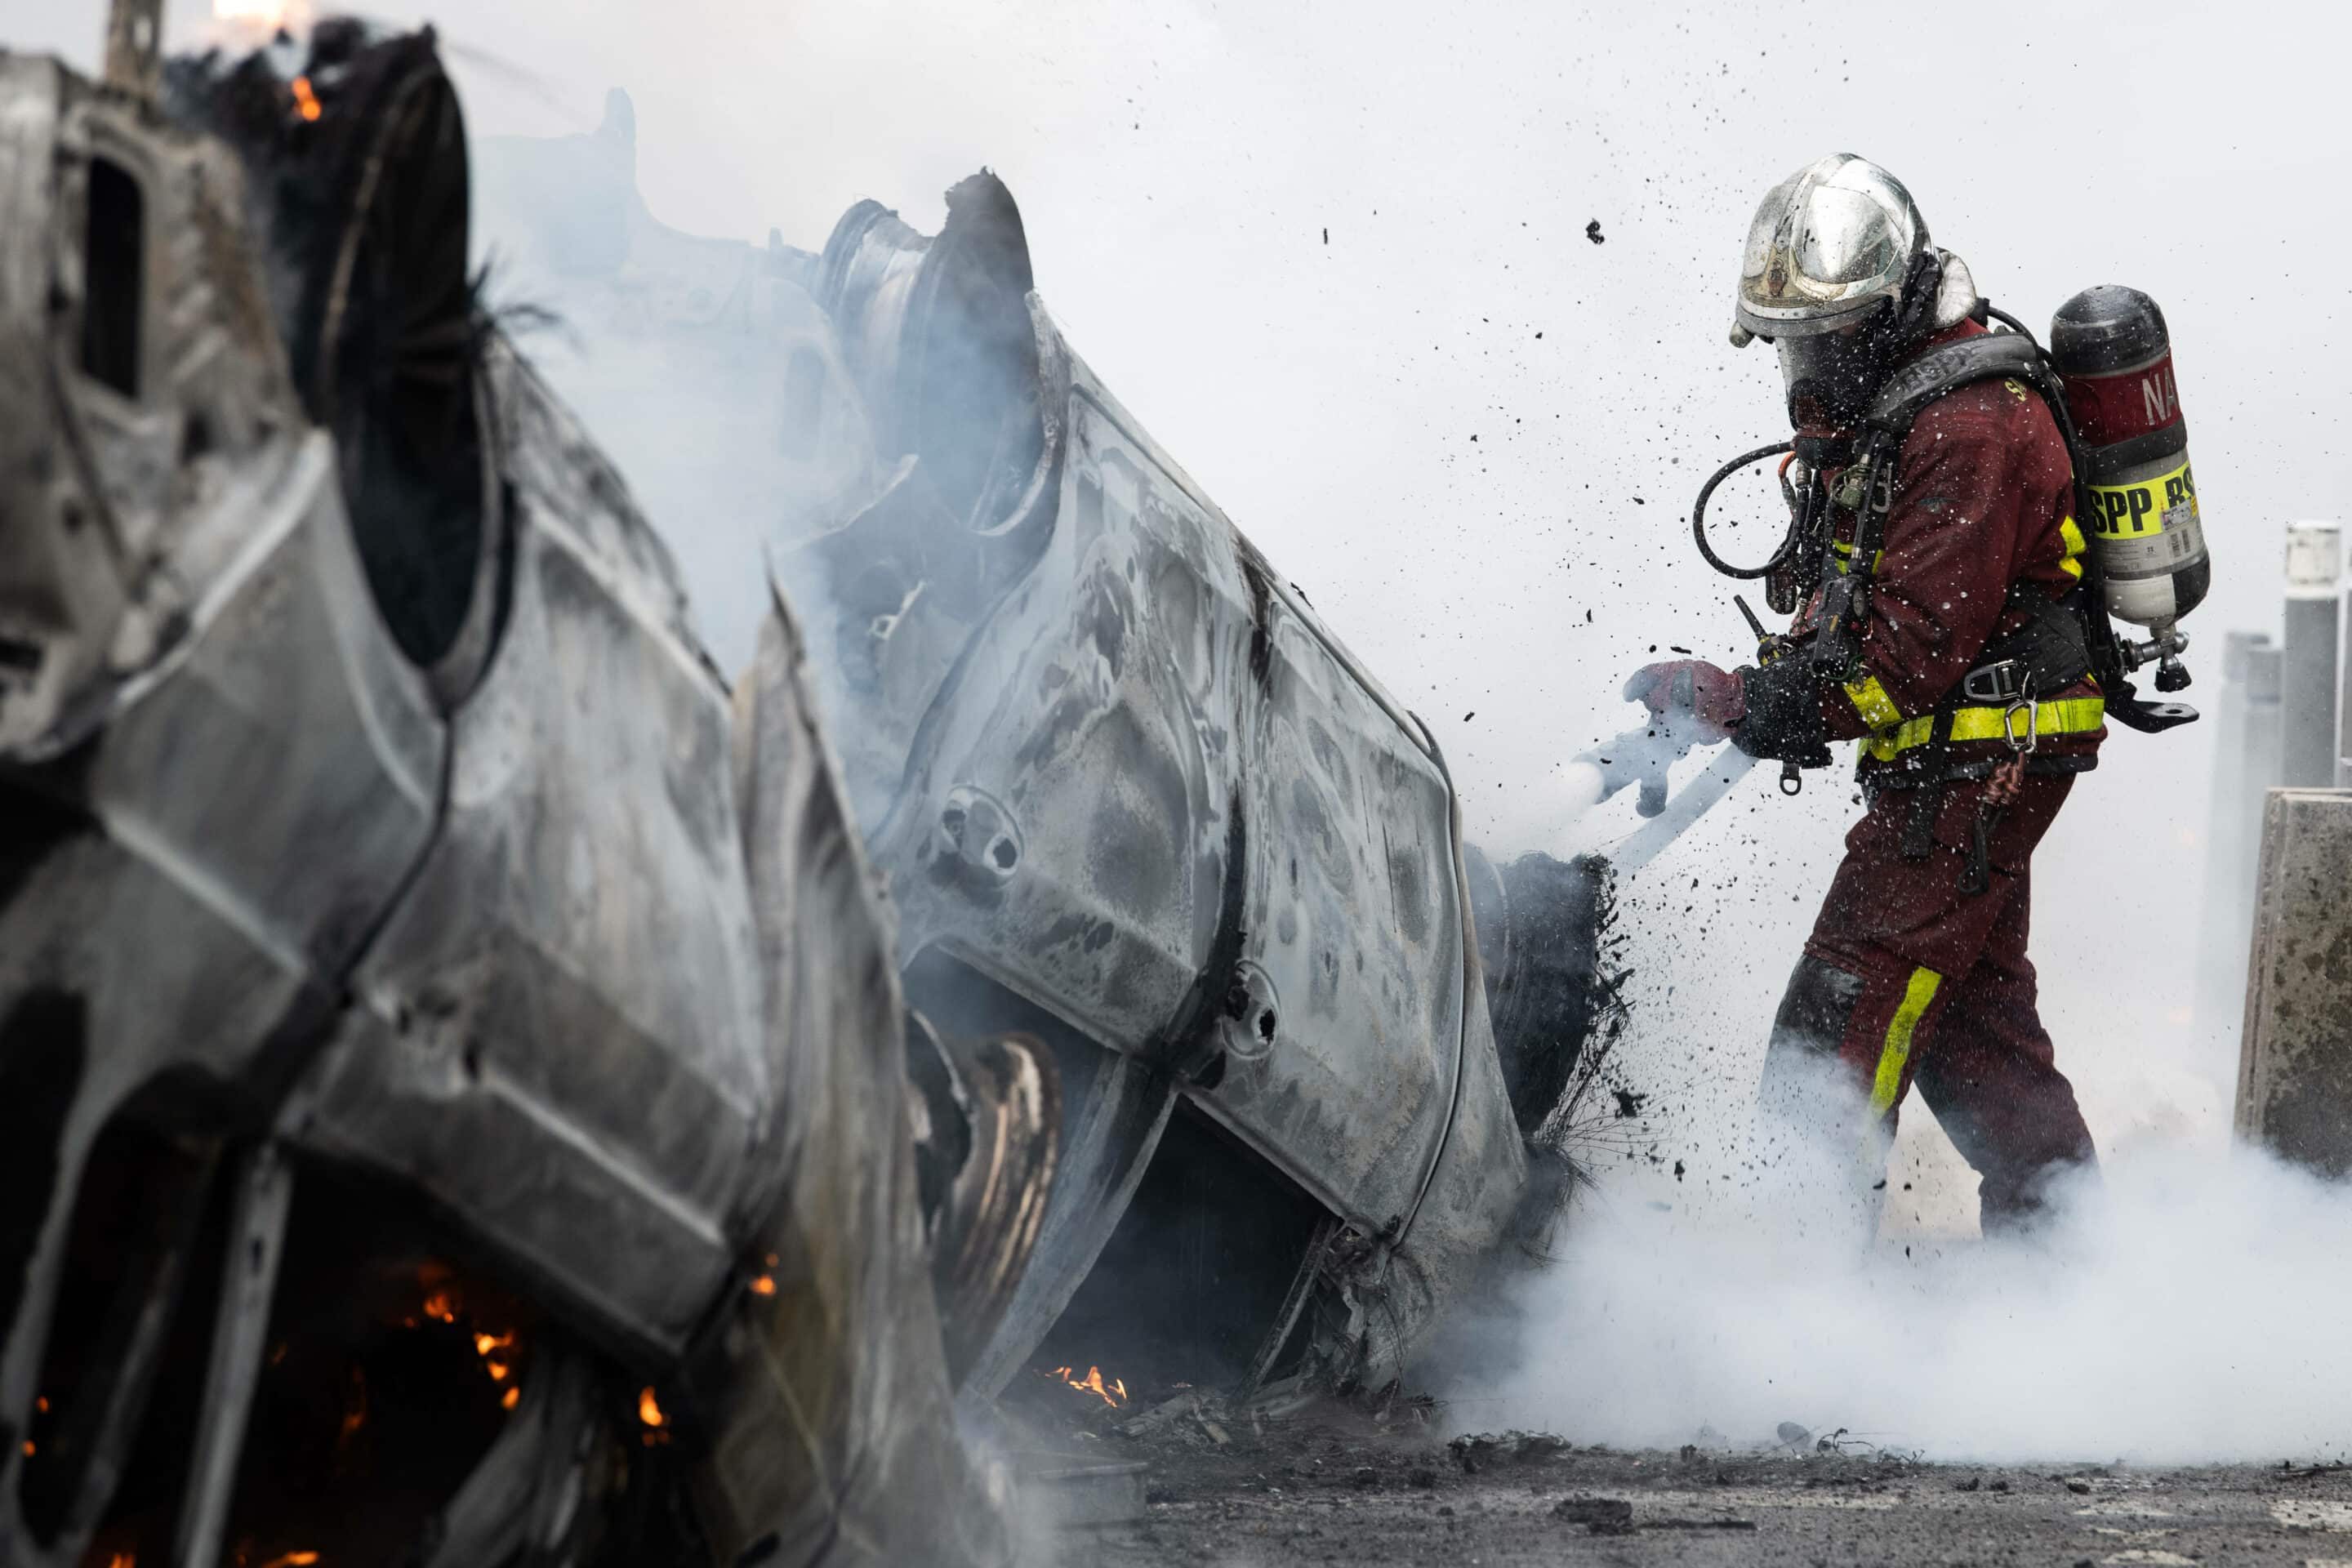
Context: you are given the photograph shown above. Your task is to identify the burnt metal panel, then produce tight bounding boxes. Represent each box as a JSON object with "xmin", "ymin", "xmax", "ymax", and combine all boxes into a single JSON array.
[
  {"xmin": 684, "ymin": 601, "xmax": 1016, "ymax": 1568},
  {"xmin": 289, "ymin": 345, "xmax": 767, "ymax": 1360},
  {"xmin": 868, "ymin": 355, "xmax": 1486, "ymax": 1233},
  {"xmin": 871, "ymin": 372, "xmax": 1250, "ymax": 1071},
  {"xmin": 1210, "ymin": 590, "xmax": 1465, "ymax": 1226}
]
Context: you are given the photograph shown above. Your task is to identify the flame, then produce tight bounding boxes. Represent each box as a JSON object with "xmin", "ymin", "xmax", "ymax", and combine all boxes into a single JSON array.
[
  {"xmin": 1046, "ymin": 1365, "xmax": 1126, "ymax": 1408},
  {"xmin": 106, "ymin": 1555, "xmax": 133, "ymax": 1568},
  {"xmin": 638, "ymin": 1388, "xmax": 666, "ymax": 1428},
  {"xmin": 255, "ymin": 1554, "xmax": 319, "ymax": 1568},
  {"xmin": 747, "ymin": 1275, "xmax": 775, "ymax": 1297},
  {"xmin": 337, "ymin": 1368, "xmax": 367, "ymax": 1444},
  {"xmin": 472, "ymin": 1331, "xmax": 511, "ymax": 1356},
  {"xmin": 289, "ymin": 77, "xmax": 322, "ymax": 123},
  {"xmin": 420, "ymin": 1288, "xmax": 457, "ymax": 1325},
  {"xmin": 501, "ymin": 1386, "xmax": 520, "ymax": 1411}
]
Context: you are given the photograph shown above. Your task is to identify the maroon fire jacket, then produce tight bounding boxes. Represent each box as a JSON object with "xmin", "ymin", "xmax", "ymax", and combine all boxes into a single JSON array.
[{"xmin": 1798, "ymin": 318, "xmax": 2107, "ymax": 766}]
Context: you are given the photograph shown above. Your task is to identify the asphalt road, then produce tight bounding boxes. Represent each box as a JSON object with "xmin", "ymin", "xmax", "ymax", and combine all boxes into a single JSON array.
[{"xmin": 1051, "ymin": 1405, "xmax": 2352, "ymax": 1566}]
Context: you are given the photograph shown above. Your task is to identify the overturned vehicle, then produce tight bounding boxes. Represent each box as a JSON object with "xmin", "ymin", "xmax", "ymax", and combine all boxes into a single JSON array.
[
  {"xmin": 477, "ymin": 88, "xmax": 1617, "ymax": 1408},
  {"xmin": 759, "ymin": 174, "xmax": 1610, "ymax": 1405},
  {"xmin": 0, "ymin": 15, "xmax": 1610, "ymax": 1566}
]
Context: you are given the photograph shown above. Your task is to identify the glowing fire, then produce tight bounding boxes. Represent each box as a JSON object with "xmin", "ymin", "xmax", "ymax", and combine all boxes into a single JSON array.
[
  {"xmin": 1047, "ymin": 1365, "xmax": 1127, "ymax": 1408},
  {"xmin": 255, "ymin": 1553, "xmax": 319, "ymax": 1568},
  {"xmin": 639, "ymin": 1387, "xmax": 666, "ymax": 1428},
  {"xmin": 289, "ymin": 77, "xmax": 321, "ymax": 123},
  {"xmin": 336, "ymin": 1369, "xmax": 367, "ymax": 1445},
  {"xmin": 403, "ymin": 1272, "xmax": 527, "ymax": 1416},
  {"xmin": 466, "ymin": 1324, "xmax": 522, "ymax": 1399}
]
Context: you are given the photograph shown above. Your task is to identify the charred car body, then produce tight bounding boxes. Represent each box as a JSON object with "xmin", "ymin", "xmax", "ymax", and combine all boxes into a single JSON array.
[
  {"xmin": 0, "ymin": 13, "xmax": 1604, "ymax": 1566},
  {"xmin": 474, "ymin": 99, "xmax": 1612, "ymax": 1407},
  {"xmin": 0, "ymin": 20, "xmax": 1038, "ymax": 1566}
]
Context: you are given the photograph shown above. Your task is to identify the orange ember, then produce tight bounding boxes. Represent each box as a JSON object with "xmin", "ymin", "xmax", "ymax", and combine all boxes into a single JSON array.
[
  {"xmin": 501, "ymin": 1386, "xmax": 520, "ymax": 1411},
  {"xmin": 256, "ymin": 1553, "xmax": 320, "ymax": 1568},
  {"xmin": 1046, "ymin": 1365, "xmax": 1127, "ymax": 1408},
  {"xmin": 338, "ymin": 1367, "xmax": 368, "ymax": 1446},
  {"xmin": 638, "ymin": 1387, "xmax": 666, "ymax": 1428},
  {"xmin": 748, "ymin": 1275, "xmax": 776, "ymax": 1297},
  {"xmin": 290, "ymin": 76, "xmax": 321, "ymax": 122}
]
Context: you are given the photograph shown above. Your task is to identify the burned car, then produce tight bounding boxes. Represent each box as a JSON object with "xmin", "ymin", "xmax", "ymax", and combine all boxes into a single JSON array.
[
  {"xmin": 0, "ymin": 16, "xmax": 1042, "ymax": 1566},
  {"xmin": 474, "ymin": 113, "xmax": 1615, "ymax": 1410}
]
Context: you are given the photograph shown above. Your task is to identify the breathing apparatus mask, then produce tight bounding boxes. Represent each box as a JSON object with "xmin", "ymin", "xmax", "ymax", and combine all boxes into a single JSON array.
[{"xmin": 1766, "ymin": 248, "xmax": 1946, "ymax": 434}]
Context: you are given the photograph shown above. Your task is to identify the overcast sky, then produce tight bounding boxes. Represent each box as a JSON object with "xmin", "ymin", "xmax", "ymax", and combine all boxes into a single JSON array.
[{"xmin": 20, "ymin": 0, "xmax": 2344, "ymax": 1214}]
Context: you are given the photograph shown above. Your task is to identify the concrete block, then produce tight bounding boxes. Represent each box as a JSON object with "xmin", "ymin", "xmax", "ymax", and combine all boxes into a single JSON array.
[{"xmin": 2235, "ymin": 787, "xmax": 2352, "ymax": 1177}]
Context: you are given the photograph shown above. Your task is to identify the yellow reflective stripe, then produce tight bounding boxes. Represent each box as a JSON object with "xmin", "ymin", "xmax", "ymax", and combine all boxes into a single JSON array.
[
  {"xmin": 2057, "ymin": 515, "xmax": 2087, "ymax": 581},
  {"xmin": 1842, "ymin": 674, "xmax": 1904, "ymax": 730},
  {"xmin": 1830, "ymin": 541, "xmax": 1883, "ymax": 577},
  {"xmin": 1862, "ymin": 695, "xmax": 2106, "ymax": 762},
  {"xmin": 1866, "ymin": 967, "xmax": 1943, "ymax": 1117}
]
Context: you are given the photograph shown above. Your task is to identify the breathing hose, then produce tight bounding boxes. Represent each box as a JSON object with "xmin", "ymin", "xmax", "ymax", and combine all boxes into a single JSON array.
[
  {"xmin": 1979, "ymin": 301, "xmax": 2039, "ymax": 345},
  {"xmin": 1690, "ymin": 439, "xmax": 1797, "ymax": 579}
]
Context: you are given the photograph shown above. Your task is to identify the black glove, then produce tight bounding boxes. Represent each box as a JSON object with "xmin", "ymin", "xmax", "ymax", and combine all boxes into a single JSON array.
[{"xmin": 1728, "ymin": 658, "xmax": 1832, "ymax": 764}]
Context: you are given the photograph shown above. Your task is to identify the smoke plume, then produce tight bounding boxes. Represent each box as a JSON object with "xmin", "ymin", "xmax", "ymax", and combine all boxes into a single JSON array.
[{"xmin": 1450, "ymin": 1111, "xmax": 2352, "ymax": 1465}]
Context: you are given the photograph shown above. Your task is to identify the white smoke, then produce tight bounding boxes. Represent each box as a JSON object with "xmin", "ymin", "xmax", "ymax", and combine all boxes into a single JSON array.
[{"xmin": 1454, "ymin": 1110, "xmax": 2352, "ymax": 1466}]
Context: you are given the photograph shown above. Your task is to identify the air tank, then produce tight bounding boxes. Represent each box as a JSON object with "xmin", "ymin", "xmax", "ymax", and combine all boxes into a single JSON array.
[{"xmin": 2051, "ymin": 287, "xmax": 2211, "ymax": 652}]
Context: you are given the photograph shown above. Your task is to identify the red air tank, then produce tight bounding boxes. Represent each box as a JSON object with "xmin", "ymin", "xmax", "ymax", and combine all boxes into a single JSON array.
[{"xmin": 2049, "ymin": 286, "xmax": 2210, "ymax": 636}]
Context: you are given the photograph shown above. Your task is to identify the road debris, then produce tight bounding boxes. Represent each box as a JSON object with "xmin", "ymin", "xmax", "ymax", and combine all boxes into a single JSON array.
[
  {"xmin": 1447, "ymin": 1431, "xmax": 1572, "ymax": 1472},
  {"xmin": 1552, "ymin": 1496, "xmax": 1634, "ymax": 1534}
]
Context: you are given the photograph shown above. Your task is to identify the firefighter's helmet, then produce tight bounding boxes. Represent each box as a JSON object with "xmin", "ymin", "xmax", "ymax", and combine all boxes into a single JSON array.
[{"xmin": 1731, "ymin": 154, "xmax": 1930, "ymax": 345}]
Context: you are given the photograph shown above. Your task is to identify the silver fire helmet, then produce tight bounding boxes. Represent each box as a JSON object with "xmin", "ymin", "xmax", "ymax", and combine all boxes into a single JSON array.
[{"xmin": 1731, "ymin": 153, "xmax": 1929, "ymax": 347}]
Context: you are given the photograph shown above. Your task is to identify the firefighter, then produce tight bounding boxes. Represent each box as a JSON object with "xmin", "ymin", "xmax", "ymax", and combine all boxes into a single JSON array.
[{"xmin": 1628, "ymin": 154, "xmax": 2102, "ymax": 1234}]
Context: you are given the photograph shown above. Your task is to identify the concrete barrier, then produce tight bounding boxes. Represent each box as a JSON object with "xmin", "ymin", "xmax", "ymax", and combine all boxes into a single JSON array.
[{"xmin": 2235, "ymin": 787, "xmax": 2352, "ymax": 1178}]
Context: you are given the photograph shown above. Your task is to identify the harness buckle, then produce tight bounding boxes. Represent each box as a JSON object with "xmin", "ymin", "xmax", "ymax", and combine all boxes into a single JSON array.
[
  {"xmin": 1867, "ymin": 457, "xmax": 1896, "ymax": 517},
  {"xmin": 1961, "ymin": 659, "xmax": 2026, "ymax": 704},
  {"xmin": 2002, "ymin": 696, "xmax": 2039, "ymax": 755}
]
